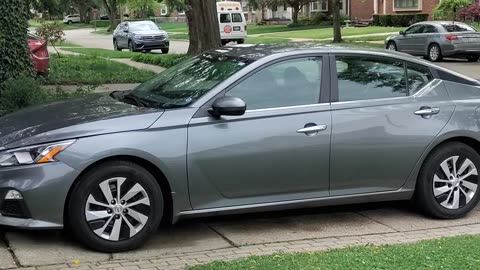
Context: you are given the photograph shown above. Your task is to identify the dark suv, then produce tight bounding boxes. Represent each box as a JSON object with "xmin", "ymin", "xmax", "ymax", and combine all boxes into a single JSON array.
[{"xmin": 113, "ymin": 21, "xmax": 170, "ymax": 54}]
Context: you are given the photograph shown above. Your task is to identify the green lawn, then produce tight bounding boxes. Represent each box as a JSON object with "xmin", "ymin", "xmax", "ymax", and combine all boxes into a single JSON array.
[
  {"xmin": 169, "ymin": 33, "xmax": 189, "ymax": 40},
  {"xmin": 344, "ymin": 34, "xmax": 392, "ymax": 42},
  {"xmin": 53, "ymin": 41, "xmax": 82, "ymax": 47},
  {"xmin": 191, "ymin": 235, "xmax": 480, "ymax": 270},
  {"xmin": 266, "ymin": 26, "xmax": 403, "ymax": 40},
  {"xmin": 245, "ymin": 36, "xmax": 291, "ymax": 43},
  {"xmin": 62, "ymin": 48, "xmax": 139, "ymax": 58},
  {"xmin": 158, "ymin": 22, "xmax": 189, "ymax": 33},
  {"xmin": 47, "ymin": 55, "xmax": 154, "ymax": 85}
]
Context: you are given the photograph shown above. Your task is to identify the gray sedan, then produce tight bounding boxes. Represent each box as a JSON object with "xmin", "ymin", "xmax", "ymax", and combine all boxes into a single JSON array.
[
  {"xmin": 1, "ymin": 45, "xmax": 480, "ymax": 252},
  {"xmin": 113, "ymin": 20, "xmax": 169, "ymax": 54},
  {"xmin": 386, "ymin": 21, "xmax": 480, "ymax": 62}
]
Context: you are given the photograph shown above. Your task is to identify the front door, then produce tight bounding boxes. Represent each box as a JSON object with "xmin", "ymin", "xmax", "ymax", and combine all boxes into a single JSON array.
[
  {"xmin": 397, "ymin": 24, "xmax": 425, "ymax": 54},
  {"xmin": 188, "ymin": 56, "xmax": 332, "ymax": 209},
  {"xmin": 329, "ymin": 54, "xmax": 455, "ymax": 195}
]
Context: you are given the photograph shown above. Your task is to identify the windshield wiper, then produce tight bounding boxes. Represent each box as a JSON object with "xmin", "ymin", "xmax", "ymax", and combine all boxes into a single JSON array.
[{"xmin": 122, "ymin": 93, "xmax": 150, "ymax": 107}]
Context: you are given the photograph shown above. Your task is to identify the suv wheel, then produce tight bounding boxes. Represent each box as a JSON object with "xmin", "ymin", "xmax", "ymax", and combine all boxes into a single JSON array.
[
  {"xmin": 428, "ymin": 44, "xmax": 442, "ymax": 62},
  {"xmin": 68, "ymin": 161, "xmax": 163, "ymax": 252},
  {"xmin": 387, "ymin": 41, "xmax": 397, "ymax": 51},
  {"xmin": 67, "ymin": 20, "xmax": 73, "ymax": 25},
  {"xmin": 415, "ymin": 142, "xmax": 480, "ymax": 219},
  {"xmin": 161, "ymin": 48, "xmax": 169, "ymax": 54},
  {"xmin": 128, "ymin": 41, "xmax": 136, "ymax": 52},
  {"xmin": 113, "ymin": 40, "xmax": 121, "ymax": 51}
]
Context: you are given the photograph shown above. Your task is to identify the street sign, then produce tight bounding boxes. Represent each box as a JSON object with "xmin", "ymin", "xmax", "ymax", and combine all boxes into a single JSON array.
[{"xmin": 92, "ymin": 9, "xmax": 98, "ymax": 14}]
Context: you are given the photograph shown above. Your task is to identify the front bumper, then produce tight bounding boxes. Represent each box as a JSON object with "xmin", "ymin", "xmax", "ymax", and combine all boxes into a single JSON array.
[
  {"xmin": 133, "ymin": 39, "xmax": 170, "ymax": 50},
  {"xmin": 0, "ymin": 162, "xmax": 79, "ymax": 229}
]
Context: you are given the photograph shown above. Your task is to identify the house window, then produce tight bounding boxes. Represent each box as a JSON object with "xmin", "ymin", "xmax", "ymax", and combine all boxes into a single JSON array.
[
  {"xmin": 178, "ymin": 9, "xmax": 185, "ymax": 15},
  {"xmin": 394, "ymin": 0, "xmax": 421, "ymax": 10},
  {"xmin": 160, "ymin": 6, "xmax": 168, "ymax": 16},
  {"xmin": 311, "ymin": 0, "xmax": 328, "ymax": 12}
]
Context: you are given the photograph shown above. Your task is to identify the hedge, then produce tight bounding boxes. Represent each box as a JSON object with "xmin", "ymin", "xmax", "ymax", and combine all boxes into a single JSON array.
[
  {"xmin": 130, "ymin": 53, "xmax": 190, "ymax": 68},
  {"xmin": 373, "ymin": 14, "xmax": 429, "ymax": 27},
  {"xmin": 90, "ymin": 18, "xmax": 155, "ymax": 28}
]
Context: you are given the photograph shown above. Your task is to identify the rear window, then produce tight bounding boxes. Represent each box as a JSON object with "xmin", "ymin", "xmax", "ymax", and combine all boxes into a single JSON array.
[
  {"xmin": 220, "ymin": 14, "xmax": 231, "ymax": 23},
  {"xmin": 232, "ymin": 13, "xmax": 243, "ymax": 22},
  {"xmin": 442, "ymin": 23, "xmax": 476, "ymax": 32}
]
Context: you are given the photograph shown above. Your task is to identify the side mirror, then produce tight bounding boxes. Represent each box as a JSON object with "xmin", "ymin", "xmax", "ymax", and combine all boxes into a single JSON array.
[
  {"xmin": 400, "ymin": 31, "xmax": 405, "ymax": 36},
  {"xmin": 209, "ymin": 96, "xmax": 246, "ymax": 117}
]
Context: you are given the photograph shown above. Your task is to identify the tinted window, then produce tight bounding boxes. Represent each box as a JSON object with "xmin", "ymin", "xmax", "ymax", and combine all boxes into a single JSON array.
[
  {"xmin": 131, "ymin": 54, "xmax": 251, "ymax": 108},
  {"xmin": 336, "ymin": 56, "xmax": 406, "ymax": 102},
  {"xmin": 232, "ymin": 13, "xmax": 243, "ymax": 22},
  {"xmin": 423, "ymin": 25, "xmax": 438, "ymax": 33},
  {"xmin": 407, "ymin": 63, "xmax": 433, "ymax": 94},
  {"xmin": 228, "ymin": 57, "xmax": 322, "ymax": 110},
  {"xmin": 442, "ymin": 23, "xmax": 476, "ymax": 32},
  {"xmin": 405, "ymin": 25, "xmax": 424, "ymax": 34},
  {"xmin": 130, "ymin": 22, "xmax": 159, "ymax": 31},
  {"xmin": 220, "ymin": 14, "xmax": 231, "ymax": 23}
]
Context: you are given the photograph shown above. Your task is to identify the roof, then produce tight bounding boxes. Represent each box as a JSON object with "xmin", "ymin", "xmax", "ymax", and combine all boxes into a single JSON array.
[{"xmin": 206, "ymin": 43, "xmax": 413, "ymax": 61}]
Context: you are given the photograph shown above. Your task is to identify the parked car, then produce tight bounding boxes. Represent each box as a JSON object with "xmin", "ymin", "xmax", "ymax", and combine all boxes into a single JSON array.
[
  {"xmin": 63, "ymin": 14, "xmax": 81, "ymax": 24},
  {"xmin": 113, "ymin": 21, "xmax": 169, "ymax": 53},
  {"xmin": 386, "ymin": 21, "xmax": 480, "ymax": 62},
  {"xmin": 28, "ymin": 33, "xmax": 49, "ymax": 75},
  {"xmin": 100, "ymin": 15, "xmax": 109, "ymax": 20},
  {"xmin": 2, "ymin": 44, "xmax": 480, "ymax": 252}
]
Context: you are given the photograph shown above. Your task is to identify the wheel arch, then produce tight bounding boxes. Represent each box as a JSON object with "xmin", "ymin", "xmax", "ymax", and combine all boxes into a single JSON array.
[
  {"xmin": 63, "ymin": 155, "xmax": 174, "ymax": 227},
  {"xmin": 427, "ymin": 42, "xmax": 441, "ymax": 57}
]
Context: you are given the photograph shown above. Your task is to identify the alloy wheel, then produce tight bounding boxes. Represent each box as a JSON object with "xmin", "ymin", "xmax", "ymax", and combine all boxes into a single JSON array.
[
  {"xmin": 429, "ymin": 45, "xmax": 440, "ymax": 61},
  {"xmin": 433, "ymin": 156, "xmax": 478, "ymax": 210},
  {"xmin": 387, "ymin": 43, "xmax": 396, "ymax": 51},
  {"xmin": 85, "ymin": 177, "xmax": 151, "ymax": 241}
]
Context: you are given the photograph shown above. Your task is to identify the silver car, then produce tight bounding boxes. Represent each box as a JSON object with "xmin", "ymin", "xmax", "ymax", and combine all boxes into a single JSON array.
[
  {"xmin": 386, "ymin": 21, "xmax": 480, "ymax": 62},
  {"xmin": 113, "ymin": 21, "xmax": 169, "ymax": 54},
  {"xmin": 1, "ymin": 45, "xmax": 480, "ymax": 252}
]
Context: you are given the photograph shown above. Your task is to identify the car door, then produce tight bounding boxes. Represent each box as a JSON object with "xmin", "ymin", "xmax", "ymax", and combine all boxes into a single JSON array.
[
  {"xmin": 397, "ymin": 25, "xmax": 424, "ymax": 54},
  {"xmin": 119, "ymin": 23, "xmax": 129, "ymax": 48},
  {"xmin": 329, "ymin": 54, "xmax": 455, "ymax": 196},
  {"xmin": 187, "ymin": 56, "xmax": 332, "ymax": 209}
]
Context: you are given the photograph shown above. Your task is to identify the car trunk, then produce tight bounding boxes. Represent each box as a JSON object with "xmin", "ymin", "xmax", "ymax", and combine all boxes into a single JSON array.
[{"xmin": 28, "ymin": 34, "xmax": 49, "ymax": 74}]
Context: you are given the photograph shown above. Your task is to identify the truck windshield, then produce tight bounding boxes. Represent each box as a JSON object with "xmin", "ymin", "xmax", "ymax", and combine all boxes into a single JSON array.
[{"xmin": 127, "ymin": 53, "xmax": 253, "ymax": 108}]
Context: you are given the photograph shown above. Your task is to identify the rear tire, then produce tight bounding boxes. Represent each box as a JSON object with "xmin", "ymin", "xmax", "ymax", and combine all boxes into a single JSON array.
[
  {"xmin": 415, "ymin": 142, "xmax": 480, "ymax": 219},
  {"xmin": 68, "ymin": 160, "xmax": 164, "ymax": 252},
  {"xmin": 467, "ymin": 55, "xmax": 479, "ymax": 62},
  {"xmin": 427, "ymin": 44, "xmax": 442, "ymax": 62},
  {"xmin": 221, "ymin": 40, "xmax": 228, "ymax": 46},
  {"xmin": 161, "ymin": 48, "xmax": 169, "ymax": 54},
  {"xmin": 237, "ymin": 39, "xmax": 245, "ymax": 44}
]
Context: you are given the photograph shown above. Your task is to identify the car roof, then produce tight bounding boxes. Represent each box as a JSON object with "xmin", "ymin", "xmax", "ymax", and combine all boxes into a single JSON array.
[{"xmin": 414, "ymin": 21, "xmax": 471, "ymax": 26}]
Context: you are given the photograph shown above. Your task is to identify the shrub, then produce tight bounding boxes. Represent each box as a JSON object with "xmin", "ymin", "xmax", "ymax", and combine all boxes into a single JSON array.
[
  {"xmin": 297, "ymin": 13, "xmax": 332, "ymax": 26},
  {"xmin": 35, "ymin": 21, "xmax": 65, "ymax": 56},
  {"xmin": 130, "ymin": 53, "xmax": 190, "ymax": 68},
  {"xmin": 375, "ymin": 14, "xmax": 428, "ymax": 27},
  {"xmin": 0, "ymin": 76, "xmax": 91, "ymax": 117}
]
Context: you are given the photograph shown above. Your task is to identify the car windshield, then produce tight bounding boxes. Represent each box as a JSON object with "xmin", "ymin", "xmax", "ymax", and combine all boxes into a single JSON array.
[
  {"xmin": 128, "ymin": 53, "xmax": 252, "ymax": 108},
  {"xmin": 442, "ymin": 23, "xmax": 476, "ymax": 32},
  {"xmin": 130, "ymin": 22, "xmax": 159, "ymax": 31}
]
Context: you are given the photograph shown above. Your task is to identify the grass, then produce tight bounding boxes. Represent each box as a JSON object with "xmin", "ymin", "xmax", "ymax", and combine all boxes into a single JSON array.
[
  {"xmin": 52, "ymin": 41, "xmax": 82, "ymax": 47},
  {"xmin": 266, "ymin": 26, "xmax": 403, "ymax": 40},
  {"xmin": 47, "ymin": 55, "xmax": 154, "ymax": 85},
  {"xmin": 61, "ymin": 48, "xmax": 139, "ymax": 58},
  {"xmin": 245, "ymin": 36, "xmax": 291, "ymax": 43},
  {"xmin": 191, "ymin": 235, "xmax": 480, "ymax": 270},
  {"xmin": 158, "ymin": 22, "xmax": 189, "ymax": 33},
  {"xmin": 169, "ymin": 33, "xmax": 189, "ymax": 40},
  {"xmin": 131, "ymin": 53, "xmax": 190, "ymax": 68},
  {"xmin": 344, "ymin": 34, "xmax": 392, "ymax": 42},
  {"xmin": 247, "ymin": 24, "xmax": 329, "ymax": 35}
]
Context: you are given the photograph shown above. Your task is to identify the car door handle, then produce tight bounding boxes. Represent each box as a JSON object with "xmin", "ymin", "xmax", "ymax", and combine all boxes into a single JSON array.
[
  {"xmin": 297, "ymin": 125, "xmax": 327, "ymax": 135},
  {"xmin": 414, "ymin": 107, "xmax": 440, "ymax": 119}
]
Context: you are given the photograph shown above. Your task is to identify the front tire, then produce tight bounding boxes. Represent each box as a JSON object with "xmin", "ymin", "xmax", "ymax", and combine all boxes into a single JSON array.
[
  {"xmin": 467, "ymin": 55, "xmax": 479, "ymax": 62},
  {"xmin": 113, "ymin": 40, "xmax": 121, "ymax": 51},
  {"xmin": 427, "ymin": 44, "xmax": 442, "ymax": 62},
  {"xmin": 415, "ymin": 142, "xmax": 480, "ymax": 219},
  {"xmin": 386, "ymin": 41, "xmax": 397, "ymax": 51},
  {"xmin": 67, "ymin": 20, "xmax": 73, "ymax": 25},
  {"xmin": 68, "ymin": 160, "xmax": 163, "ymax": 252},
  {"xmin": 128, "ymin": 41, "xmax": 136, "ymax": 52},
  {"xmin": 161, "ymin": 48, "xmax": 169, "ymax": 54}
]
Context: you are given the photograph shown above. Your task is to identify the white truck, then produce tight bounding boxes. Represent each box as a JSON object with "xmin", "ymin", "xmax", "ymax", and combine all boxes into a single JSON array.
[{"xmin": 217, "ymin": 1, "xmax": 247, "ymax": 45}]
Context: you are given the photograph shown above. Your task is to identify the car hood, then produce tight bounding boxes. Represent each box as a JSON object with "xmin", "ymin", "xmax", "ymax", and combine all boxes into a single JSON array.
[
  {"xmin": 132, "ymin": 30, "xmax": 167, "ymax": 35},
  {"xmin": 0, "ymin": 93, "xmax": 164, "ymax": 150}
]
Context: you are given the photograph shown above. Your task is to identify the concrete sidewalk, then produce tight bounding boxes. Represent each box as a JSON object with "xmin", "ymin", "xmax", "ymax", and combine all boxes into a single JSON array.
[{"xmin": 2, "ymin": 203, "xmax": 480, "ymax": 270}]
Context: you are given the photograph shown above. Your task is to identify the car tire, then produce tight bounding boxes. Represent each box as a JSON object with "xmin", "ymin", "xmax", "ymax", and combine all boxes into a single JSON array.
[
  {"xmin": 427, "ymin": 44, "xmax": 442, "ymax": 62},
  {"xmin": 237, "ymin": 39, "xmax": 245, "ymax": 44},
  {"xmin": 113, "ymin": 40, "xmax": 121, "ymax": 51},
  {"xmin": 128, "ymin": 41, "xmax": 136, "ymax": 52},
  {"xmin": 415, "ymin": 142, "xmax": 480, "ymax": 219},
  {"xmin": 68, "ymin": 160, "xmax": 164, "ymax": 252},
  {"xmin": 221, "ymin": 40, "xmax": 228, "ymax": 46},
  {"xmin": 386, "ymin": 41, "xmax": 397, "ymax": 51},
  {"xmin": 161, "ymin": 48, "xmax": 169, "ymax": 54},
  {"xmin": 67, "ymin": 20, "xmax": 73, "ymax": 25},
  {"xmin": 467, "ymin": 55, "xmax": 479, "ymax": 62}
]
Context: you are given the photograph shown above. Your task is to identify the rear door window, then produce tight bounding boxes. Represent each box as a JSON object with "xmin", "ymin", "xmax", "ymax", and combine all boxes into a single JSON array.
[
  {"xmin": 220, "ymin": 14, "xmax": 231, "ymax": 23},
  {"xmin": 232, "ymin": 13, "xmax": 243, "ymax": 23},
  {"xmin": 442, "ymin": 23, "xmax": 476, "ymax": 32},
  {"xmin": 406, "ymin": 63, "xmax": 434, "ymax": 94}
]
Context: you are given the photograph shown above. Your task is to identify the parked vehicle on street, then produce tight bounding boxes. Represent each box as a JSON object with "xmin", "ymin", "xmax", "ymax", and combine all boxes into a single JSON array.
[
  {"xmin": 386, "ymin": 21, "xmax": 480, "ymax": 62},
  {"xmin": 28, "ymin": 33, "xmax": 49, "ymax": 75},
  {"xmin": 2, "ymin": 44, "xmax": 480, "ymax": 252},
  {"xmin": 217, "ymin": 1, "xmax": 247, "ymax": 45},
  {"xmin": 100, "ymin": 15, "xmax": 109, "ymax": 20},
  {"xmin": 113, "ymin": 20, "xmax": 169, "ymax": 53},
  {"xmin": 63, "ymin": 14, "xmax": 81, "ymax": 24}
]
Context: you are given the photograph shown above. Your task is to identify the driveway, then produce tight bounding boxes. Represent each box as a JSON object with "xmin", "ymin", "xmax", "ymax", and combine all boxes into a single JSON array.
[
  {"xmin": 2, "ymin": 203, "xmax": 480, "ymax": 270},
  {"xmin": 64, "ymin": 28, "xmax": 189, "ymax": 54}
]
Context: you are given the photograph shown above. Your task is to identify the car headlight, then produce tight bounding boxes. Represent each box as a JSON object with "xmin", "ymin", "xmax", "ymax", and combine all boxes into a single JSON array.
[
  {"xmin": 0, "ymin": 140, "xmax": 75, "ymax": 167},
  {"xmin": 133, "ymin": 34, "xmax": 142, "ymax": 40}
]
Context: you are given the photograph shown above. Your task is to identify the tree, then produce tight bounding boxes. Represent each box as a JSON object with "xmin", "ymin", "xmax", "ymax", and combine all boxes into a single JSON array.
[
  {"xmin": 433, "ymin": 0, "xmax": 473, "ymax": 20},
  {"xmin": 0, "ymin": 0, "xmax": 32, "ymax": 89},
  {"xmin": 329, "ymin": 0, "xmax": 342, "ymax": 43},
  {"xmin": 35, "ymin": 21, "xmax": 66, "ymax": 56},
  {"xmin": 102, "ymin": 0, "xmax": 122, "ymax": 31},
  {"xmin": 247, "ymin": 0, "xmax": 279, "ymax": 21},
  {"xmin": 184, "ymin": 0, "xmax": 221, "ymax": 55},
  {"xmin": 284, "ymin": 0, "xmax": 314, "ymax": 24},
  {"xmin": 126, "ymin": 0, "xmax": 160, "ymax": 18}
]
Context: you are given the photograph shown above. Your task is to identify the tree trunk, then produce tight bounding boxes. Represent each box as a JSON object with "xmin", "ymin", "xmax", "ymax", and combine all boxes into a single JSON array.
[
  {"xmin": 186, "ymin": 0, "xmax": 221, "ymax": 55},
  {"xmin": 292, "ymin": 7, "xmax": 300, "ymax": 24},
  {"xmin": 103, "ymin": 0, "xmax": 119, "ymax": 31},
  {"xmin": 331, "ymin": 0, "xmax": 342, "ymax": 43}
]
